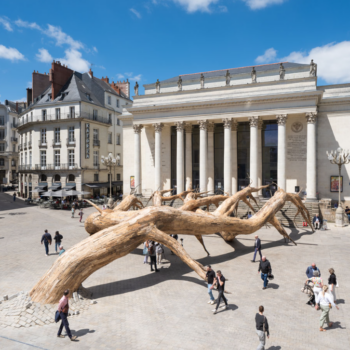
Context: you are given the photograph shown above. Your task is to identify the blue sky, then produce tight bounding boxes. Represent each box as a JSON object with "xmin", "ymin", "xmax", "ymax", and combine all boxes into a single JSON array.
[{"xmin": 1, "ymin": 0, "xmax": 350, "ymax": 102}]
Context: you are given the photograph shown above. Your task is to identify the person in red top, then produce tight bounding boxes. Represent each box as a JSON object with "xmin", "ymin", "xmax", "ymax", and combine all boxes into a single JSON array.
[{"xmin": 57, "ymin": 290, "xmax": 77, "ymax": 341}]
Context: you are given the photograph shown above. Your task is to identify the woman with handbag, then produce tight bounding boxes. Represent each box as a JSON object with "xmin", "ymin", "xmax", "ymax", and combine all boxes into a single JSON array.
[
  {"xmin": 317, "ymin": 285, "xmax": 339, "ymax": 332},
  {"xmin": 306, "ymin": 270, "xmax": 323, "ymax": 308},
  {"xmin": 328, "ymin": 268, "xmax": 337, "ymax": 303},
  {"xmin": 255, "ymin": 305, "xmax": 269, "ymax": 350}
]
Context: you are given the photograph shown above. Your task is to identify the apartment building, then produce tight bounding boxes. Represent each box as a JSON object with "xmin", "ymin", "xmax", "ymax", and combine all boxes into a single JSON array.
[{"xmin": 17, "ymin": 61, "xmax": 131, "ymax": 198}]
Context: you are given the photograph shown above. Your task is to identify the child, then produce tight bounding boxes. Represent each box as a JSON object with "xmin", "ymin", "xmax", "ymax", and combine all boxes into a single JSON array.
[
  {"xmin": 79, "ymin": 209, "xmax": 84, "ymax": 222},
  {"xmin": 71, "ymin": 206, "xmax": 75, "ymax": 218}
]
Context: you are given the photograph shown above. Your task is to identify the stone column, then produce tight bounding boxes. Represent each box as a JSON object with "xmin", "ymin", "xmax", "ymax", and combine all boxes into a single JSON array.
[
  {"xmin": 231, "ymin": 121, "xmax": 238, "ymax": 194},
  {"xmin": 207, "ymin": 123, "xmax": 215, "ymax": 194},
  {"xmin": 223, "ymin": 118, "xmax": 232, "ymax": 195},
  {"xmin": 175, "ymin": 122, "xmax": 185, "ymax": 193},
  {"xmin": 249, "ymin": 117, "xmax": 259, "ymax": 195},
  {"xmin": 306, "ymin": 112, "xmax": 317, "ymax": 200},
  {"xmin": 133, "ymin": 124, "xmax": 143, "ymax": 195},
  {"xmin": 198, "ymin": 120, "xmax": 208, "ymax": 192},
  {"xmin": 185, "ymin": 124, "xmax": 193, "ymax": 190},
  {"xmin": 257, "ymin": 119, "xmax": 263, "ymax": 196},
  {"xmin": 276, "ymin": 114, "xmax": 287, "ymax": 191},
  {"xmin": 153, "ymin": 123, "xmax": 164, "ymax": 191}
]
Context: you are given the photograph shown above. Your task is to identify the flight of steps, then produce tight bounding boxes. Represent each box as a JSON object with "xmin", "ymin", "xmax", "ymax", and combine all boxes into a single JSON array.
[{"xmin": 138, "ymin": 196, "xmax": 319, "ymax": 227}]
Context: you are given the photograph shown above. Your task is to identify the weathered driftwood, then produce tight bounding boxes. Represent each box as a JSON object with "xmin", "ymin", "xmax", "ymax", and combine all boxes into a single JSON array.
[
  {"xmin": 30, "ymin": 187, "xmax": 313, "ymax": 304},
  {"xmin": 152, "ymin": 189, "xmax": 194, "ymax": 207}
]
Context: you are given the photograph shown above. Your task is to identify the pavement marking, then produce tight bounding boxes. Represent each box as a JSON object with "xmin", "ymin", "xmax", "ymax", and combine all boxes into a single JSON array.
[{"xmin": 0, "ymin": 335, "xmax": 49, "ymax": 350}]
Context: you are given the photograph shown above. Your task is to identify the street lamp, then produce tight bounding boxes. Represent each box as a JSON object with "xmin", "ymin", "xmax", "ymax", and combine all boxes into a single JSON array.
[
  {"xmin": 326, "ymin": 147, "xmax": 350, "ymax": 227},
  {"xmin": 101, "ymin": 153, "xmax": 120, "ymax": 206}
]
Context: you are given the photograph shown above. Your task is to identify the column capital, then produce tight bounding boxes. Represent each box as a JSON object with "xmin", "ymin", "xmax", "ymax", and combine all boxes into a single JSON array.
[
  {"xmin": 248, "ymin": 116, "xmax": 259, "ymax": 127},
  {"xmin": 257, "ymin": 118, "xmax": 264, "ymax": 130},
  {"xmin": 184, "ymin": 124, "xmax": 193, "ymax": 133},
  {"xmin": 153, "ymin": 123, "xmax": 164, "ymax": 133},
  {"xmin": 232, "ymin": 120, "xmax": 238, "ymax": 131},
  {"xmin": 207, "ymin": 122, "xmax": 215, "ymax": 133},
  {"xmin": 175, "ymin": 121, "xmax": 185, "ymax": 131},
  {"xmin": 276, "ymin": 114, "xmax": 288, "ymax": 125},
  {"xmin": 306, "ymin": 112, "xmax": 317, "ymax": 124},
  {"xmin": 198, "ymin": 120, "xmax": 208, "ymax": 130},
  {"xmin": 222, "ymin": 118, "xmax": 232, "ymax": 129},
  {"xmin": 133, "ymin": 124, "xmax": 143, "ymax": 134}
]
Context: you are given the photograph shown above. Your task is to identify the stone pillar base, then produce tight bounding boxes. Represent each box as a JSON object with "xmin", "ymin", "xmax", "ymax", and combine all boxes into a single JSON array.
[{"xmin": 335, "ymin": 207, "xmax": 347, "ymax": 227}]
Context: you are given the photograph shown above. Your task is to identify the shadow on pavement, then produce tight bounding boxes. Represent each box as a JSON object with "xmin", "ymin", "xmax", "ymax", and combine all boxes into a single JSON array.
[
  {"xmin": 267, "ymin": 283, "xmax": 279, "ymax": 289},
  {"xmin": 337, "ymin": 299, "xmax": 345, "ymax": 304},
  {"xmin": 71, "ymin": 328, "xmax": 96, "ymax": 337},
  {"xmin": 267, "ymin": 347, "xmax": 282, "ymax": 350}
]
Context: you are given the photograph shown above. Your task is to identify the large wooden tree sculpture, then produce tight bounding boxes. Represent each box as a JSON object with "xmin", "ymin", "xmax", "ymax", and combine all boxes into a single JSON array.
[{"xmin": 30, "ymin": 186, "xmax": 313, "ymax": 304}]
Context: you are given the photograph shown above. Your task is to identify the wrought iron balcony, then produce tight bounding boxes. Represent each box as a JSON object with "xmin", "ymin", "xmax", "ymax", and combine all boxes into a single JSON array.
[
  {"xmin": 66, "ymin": 138, "xmax": 76, "ymax": 147},
  {"xmin": 38, "ymin": 140, "xmax": 48, "ymax": 148},
  {"xmin": 52, "ymin": 139, "xmax": 61, "ymax": 148},
  {"xmin": 18, "ymin": 165, "xmax": 33, "ymax": 171}
]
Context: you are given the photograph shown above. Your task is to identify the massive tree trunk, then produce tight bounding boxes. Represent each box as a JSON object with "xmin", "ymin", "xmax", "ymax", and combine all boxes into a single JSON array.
[{"xmin": 30, "ymin": 187, "xmax": 313, "ymax": 304}]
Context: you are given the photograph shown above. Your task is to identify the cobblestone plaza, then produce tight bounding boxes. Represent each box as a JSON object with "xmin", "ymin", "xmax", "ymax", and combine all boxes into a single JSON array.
[{"xmin": 0, "ymin": 193, "xmax": 350, "ymax": 350}]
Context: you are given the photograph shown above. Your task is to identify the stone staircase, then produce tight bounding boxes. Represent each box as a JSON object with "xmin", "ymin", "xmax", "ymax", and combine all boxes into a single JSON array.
[{"xmin": 138, "ymin": 196, "xmax": 319, "ymax": 227}]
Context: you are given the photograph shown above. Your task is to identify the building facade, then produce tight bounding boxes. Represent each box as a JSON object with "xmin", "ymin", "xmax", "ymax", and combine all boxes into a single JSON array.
[
  {"xmin": 121, "ymin": 62, "xmax": 350, "ymax": 203},
  {"xmin": 17, "ymin": 61, "xmax": 132, "ymax": 198},
  {"xmin": 0, "ymin": 100, "xmax": 22, "ymax": 185}
]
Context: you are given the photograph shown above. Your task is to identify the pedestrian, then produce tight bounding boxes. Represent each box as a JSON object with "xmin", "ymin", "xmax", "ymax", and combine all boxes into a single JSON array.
[
  {"xmin": 247, "ymin": 211, "xmax": 252, "ymax": 219},
  {"xmin": 54, "ymin": 231, "xmax": 63, "ymax": 253},
  {"xmin": 156, "ymin": 242, "xmax": 165, "ymax": 265},
  {"xmin": 143, "ymin": 240, "xmax": 149, "ymax": 264},
  {"xmin": 170, "ymin": 234, "xmax": 178, "ymax": 254},
  {"xmin": 13, "ymin": 192, "xmax": 16, "ymax": 201},
  {"xmin": 148, "ymin": 241, "xmax": 159, "ymax": 272},
  {"xmin": 41, "ymin": 229, "xmax": 52, "ymax": 256},
  {"xmin": 305, "ymin": 262, "xmax": 321, "ymax": 278},
  {"xmin": 306, "ymin": 270, "xmax": 323, "ymax": 308},
  {"xmin": 251, "ymin": 235, "xmax": 262, "ymax": 262},
  {"xmin": 59, "ymin": 245, "xmax": 65, "ymax": 256},
  {"xmin": 255, "ymin": 305, "xmax": 270, "ymax": 350},
  {"xmin": 312, "ymin": 214, "xmax": 322, "ymax": 230},
  {"xmin": 328, "ymin": 268, "xmax": 337, "ymax": 303},
  {"xmin": 258, "ymin": 256, "xmax": 271, "ymax": 290},
  {"xmin": 71, "ymin": 206, "xmax": 75, "ymax": 218},
  {"xmin": 79, "ymin": 209, "xmax": 84, "ymax": 223},
  {"xmin": 212, "ymin": 270, "xmax": 228, "ymax": 314},
  {"xmin": 57, "ymin": 289, "xmax": 78, "ymax": 341},
  {"xmin": 317, "ymin": 285, "xmax": 339, "ymax": 332},
  {"xmin": 206, "ymin": 265, "xmax": 216, "ymax": 305}
]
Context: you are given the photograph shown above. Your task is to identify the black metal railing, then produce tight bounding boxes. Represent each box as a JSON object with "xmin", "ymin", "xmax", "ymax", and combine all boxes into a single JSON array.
[{"xmin": 34, "ymin": 163, "xmax": 79, "ymax": 170}]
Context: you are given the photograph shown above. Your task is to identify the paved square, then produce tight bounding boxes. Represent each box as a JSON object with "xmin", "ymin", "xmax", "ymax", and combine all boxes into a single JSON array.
[{"xmin": 0, "ymin": 192, "xmax": 349, "ymax": 350}]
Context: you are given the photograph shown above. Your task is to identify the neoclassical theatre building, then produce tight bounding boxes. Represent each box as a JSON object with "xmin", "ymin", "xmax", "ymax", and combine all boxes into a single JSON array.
[{"xmin": 121, "ymin": 62, "xmax": 350, "ymax": 202}]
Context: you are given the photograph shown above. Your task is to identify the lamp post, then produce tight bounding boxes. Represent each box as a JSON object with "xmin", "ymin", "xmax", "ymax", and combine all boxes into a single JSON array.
[
  {"xmin": 101, "ymin": 153, "xmax": 120, "ymax": 206},
  {"xmin": 326, "ymin": 147, "xmax": 350, "ymax": 227}
]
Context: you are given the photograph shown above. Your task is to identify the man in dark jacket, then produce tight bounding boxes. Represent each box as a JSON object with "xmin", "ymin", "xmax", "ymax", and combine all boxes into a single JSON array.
[
  {"xmin": 251, "ymin": 235, "xmax": 262, "ymax": 262},
  {"xmin": 305, "ymin": 263, "xmax": 321, "ymax": 278},
  {"xmin": 258, "ymin": 256, "xmax": 271, "ymax": 290},
  {"xmin": 41, "ymin": 229, "xmax": 52, "ymax": 256},
  {"xmin": 148, "ymin": 241, "xmax": 159, "ymax": 272}
]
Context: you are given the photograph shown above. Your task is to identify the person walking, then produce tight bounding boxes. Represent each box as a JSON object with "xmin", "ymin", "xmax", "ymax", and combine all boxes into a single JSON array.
[
  {"xmin": 206, "ymin": 265, "xmax": 216, "ymax": 305},
  {"xmin": 143, "ymin": 240, "xmax": 149, "ymax": 264},
  {"xmin": 79, "ymin": 209, "xmax": 84, "ymax": 223},
  {"xmin": 258, "ymin": 256, "xmax": 271, "ymax": 290},
  {"xmin": 71, "ymin": 206, "xmax": 75, "ymax": 218},
  {"xmin": 54, "ymin": 231, "xmax": 63, "ymax": 253},
  {"xmin": 306, "ymin": 270, "xmax": 323, "ymax": 307},
  {"xmin": 212, "ymin": 270, "xmax": 228, "ymax": 314},
  {"xmin": 41, "ymin": 229, "xmax": 52, "ymax": 256},
  {"xmin": 255, "ymin": 305, "xmax": 270, "ymax": 350},
  {"xmin": 306, "ymin": 262, "xmax": 321, "ymax": 278},
  {"xmin": 148, "ymin": 241, "xmax": 159, "ymax": 272},
  {"xmin": 57, "ymin": 290, "xmax": 77, "ymax": 341},
  {"xmin": 156, "ymin": 243, "xmax": 165, "ymax": 265},
  {"xmin": 251, "ymin": 235, "xmax": 262, "ymax": 262},
  {"xmin": 328, "ymin": 268, "xmax": 337, "ymax": 303},
  {"xmin": 317, "ymin": 285, "xmax": 339, "ymax": 332},
  {"xmin": 13, "ymin": 192, "xmax": 16, "ymax": 201}
]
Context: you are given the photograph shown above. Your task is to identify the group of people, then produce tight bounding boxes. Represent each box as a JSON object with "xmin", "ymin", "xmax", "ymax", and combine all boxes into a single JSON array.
[
  {"xmin": 40, "ymin": 230, "xmax": 65, "ymax": 256},
  {"xmin": 71, "ymin": 206, "xmax": 84, "ymax": 222},
  {"xmin": 305, "ymin": 263, "xmax": 339, "ymax": 331},
  {"xmin": 143, "ymin": 240, "xmax": 165, "ymax": 272}
]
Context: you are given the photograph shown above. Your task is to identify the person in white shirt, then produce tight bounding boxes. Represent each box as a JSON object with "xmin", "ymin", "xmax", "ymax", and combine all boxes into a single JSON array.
[{"xmin": 316, "ymin": 285, "xmax": 339, "ymax": 332}]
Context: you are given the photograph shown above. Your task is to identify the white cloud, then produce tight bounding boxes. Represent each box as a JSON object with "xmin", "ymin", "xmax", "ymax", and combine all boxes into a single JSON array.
[
  {"xmin": 36, "ymin": 48, "xmax": 53, "ymax": 63},
  {"xmin": 172, "ymin": 0, "xmax": 218, "ymax": 13},
  {"xmin": 0, "ymin": 17, "xmax": 13, "ymax": 31},
  {"xmin": 93, "ymin": 46, "xmax": 98, "ymax": 53},
  {"xmin": 15, "ymin": 19, "xmax": 42, "ymax": 30},
  {"xmin": 255, "ymin": 48, "xmax": 277, "ymax": 64},
  {"xmin": 218, "ymin": 5, "xmax": 228, "ymax": 12},
  {"xmin": 282, "ymin": 41, "xmax": 350, "ymax": 84},
  {"xmin": 57, "ymin": 49, "xmax": 90, "ymax": 72},
  {"xmin": 0, "ymin": 45, "xmax": 25, "ymax": 61},
  {"xmin": 116, "ymin": 73, "xmax": 142, "ymax": 82},
  {"xmin": 243, "ymin": 0, "xmax": 285, "ymax": 10},
  {"xmin": 45, "ymin": 24, "xmax": 83, "ymax": 50},
  {"xmin": 130, "ymin": 8, "xmax": 142, "ymax": 18},
  {"xmin": 116, "ymin": 73, "xmax": 125, "ymax": 79}
]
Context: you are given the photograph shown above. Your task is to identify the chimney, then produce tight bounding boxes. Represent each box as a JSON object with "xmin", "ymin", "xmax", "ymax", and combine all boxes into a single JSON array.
[
  {"xmin": 26, "ymin": 88, "xmax": 33, "ymax": 106},
  {"xmin": 101, "ymin": 76, "xmax": 109, "ymax": 84},
  {"xmin": 109, "ymin": 79, "xmax": 130, "ymax": 98},
  {"xmin": 49, "ymin": 60, "xmax": 74, "ymax": 100},
  {"xmin": 16, "ymin": 102, "xmax": 18, "ymax": 112},
  {"xmin": 89, "ymin": 68, "xmax": 93, "ymax": 78},
  {"xmin": 32, "ymin": 71, "xmax": 50, "ymax": 103}
]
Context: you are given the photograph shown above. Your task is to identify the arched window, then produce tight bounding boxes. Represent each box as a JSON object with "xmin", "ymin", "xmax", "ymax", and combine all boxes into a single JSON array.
[
  {"xmin": 41, "ymin": 174, "xmax": 47, "ymax": 182},
  {"xmin": 54, "ymin": 174, "xmax": 61, "ymax": 182},
  {"xmin": 68, "ymin": 174, "xmax": 75, "ymax": 182}
]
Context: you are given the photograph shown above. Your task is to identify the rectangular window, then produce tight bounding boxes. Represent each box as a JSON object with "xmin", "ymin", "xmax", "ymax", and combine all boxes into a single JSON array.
[
  {"xmin": 108, "ymin": 113, "xmax": 112, "ymax": 124},
  {"xmin": 117, "ymin": 173, "xmax": 120, "ymax": 181},
  {"xmin": 93, "ymin": 129, "xmax": 98, "ymax": 140},
  {"xmin": 108, "ymin": 133, "xmax": 112, "ymax": 144},
  {"xmin": 55, "ymin": 128, "xmax": 60, "ymax": 143},
  {"xmin": 93, "ymin": 150, "xmax": 99, "ymax": 166},
  {"xmin": 0, "ymin": 129, "xmax": 5, "ymax": 140},
  {"xmin": 117, "ymin": 153, "xmax": 121, "ymax": 165},
  {"xmin": 70, "ymin": 107, "xmax": 75, "ymax": 118},
  {"xmin": 117, "ymin": 118, "xmax": 120, "ymax": 126},
  {"xmin": 13, "ymin": 144, "xmax": 15, "ymax": 152},
  {"xmin": 93, "ymin": 110, "xmax": 98, "ymax": 120},
  {"xmin": 94, "ymin": 173, "xmax": 99, "ymax": 182},
  {"xmin": 55, "ymin": 108, "xmax": 61, "ymax": 120},
  {"xmin": 116, "ymin": 99, "xmax": 119, "ymax": 108},
  {"xmin": 42, "ymin": 110, "xmax": 47, "ymax": 121},
  {"xmin": 68, "ymin": 149, "xmax": 75, "ymax": 167},
  {"xmin": 40, "ymin": 150, "xmax": 46, "ymax": 167},
  {"xmin": 0, "ymin": 158, "xmax": 4, "ymax": 166},
  {"xmin": 41, "ymin": 129, "xmax": 47, "ymax": 143},
  {"xmin": 20, "ymin": 153, "xmax": 23, "ymax": 165},
  {"xmin": 12, "ymin": 159, "xmax": 16, "ymax": 166},
  {"xmin": 0, "ymin": 144, "xmax": 4, "ymax": 152},
  {"xmin": 54, "ymin": 150, "xmax": 60, "ymax": 167},
  {"xmin": 0, "ymin": 116, "xmax": 4, "ymax": 125},
  {"xmin": 29, "ymin": 151, "xmax": 32, "ymax": 166},
  {"xmin": 108, "ymin": 96, "xmax": 111, "ymax": 105},
  {"xmin": 25, "ymin": 152, "xmax": 27, "ymax": 165},
  {"xmin": 116, "ymin": 134, "xmax": 121, "ymax": 145},
  {"xmin": 69, "ymin": 127, "xmax": 75, "ymax": 142}
]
